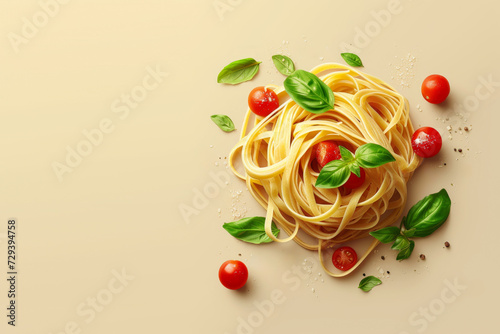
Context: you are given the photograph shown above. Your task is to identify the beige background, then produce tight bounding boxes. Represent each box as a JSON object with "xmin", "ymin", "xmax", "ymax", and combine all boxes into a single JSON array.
[{"xmin": 1, "ymin": 0, "xmax": 499, "ymax": 333}]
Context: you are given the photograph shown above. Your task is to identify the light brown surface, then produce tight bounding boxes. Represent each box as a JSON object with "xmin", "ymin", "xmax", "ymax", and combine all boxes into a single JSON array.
[{"xmin": 0, "ymin": 0, "xmax": 499, "ymax": 333}]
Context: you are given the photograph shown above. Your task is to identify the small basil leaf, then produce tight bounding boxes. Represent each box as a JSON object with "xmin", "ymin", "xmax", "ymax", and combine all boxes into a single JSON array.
[
  {"xmin": 358, "ymin": 276, "xmax": 382, "ymax": 292},
  {"xmin": 271, "ymin": 55, "xmax": 295, "ymax": 76},
  {"xmin": 355, "ymin": 143, "xmax": 396, "ymax": 169},
  {"xmin": 222, "ymin": 217, "xmax": 279, "ymax": 244},
  {"xmin": 339, "ymin": 146, "xmax": 354, "ymax": 162},
  {"xmin": 210, "ymin": 114, "xmax": 235, "ymax": 132},
  {"xmin": 284, "ymin": 69, "xmax": 335, "ymax": 114},
  {"xmin": 315, "ymin": 160, "xmax": 350, "ymax": 189},
  {"xmin": 402, "ymin": 228, "xmax": 416, "ymax": 238},
  {"xmin": 396, "ymin": 240, "xmax": 415, "ymax": 260},
  {"xmin": 341, "ymin": 53, "xmax": 364, "ymax": 67},
  {"xmin": 391, "ymin": 235, "xmax": 410, "ymax": 250},
  {"xmin": 217, "ymin": 58, "xmax": 261, "ymax": 84},
  {"xmin": 369, "ymin": 226, "xmax": 401, "ymax": 243},
  {"xmin": 403, "ymin": 189, "xmax": 451, "ymax": 238},
  {"xmin": 349, "ymin": 163, "xmax": 361, "ymax": 177}
]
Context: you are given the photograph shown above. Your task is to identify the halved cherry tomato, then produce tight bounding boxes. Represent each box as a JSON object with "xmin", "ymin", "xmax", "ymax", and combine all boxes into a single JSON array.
[
  {"xmin": 411, "ymin": 127, "xmax": 442, "ymax": 158},
  {"xmin": 314, "ymin": 141, "xmax": 341, "ymax": 168},
  {"xmin": 248, "ymin": 86, "xmax": 279, "ymax": 117},
  {"xmin": 314, "ymin": 141, "xmax": 366, "ymax": 189},
  {"xmin": 218, "ymin": 260, "xmax": 248, "ymax": 290},
  {"xmin": 332, "ymin": 246, "xmax": 358, "ymax": 271},
  {"xmin": 421, "ymin": 75, "xmax": 450, "ymax": 104}
]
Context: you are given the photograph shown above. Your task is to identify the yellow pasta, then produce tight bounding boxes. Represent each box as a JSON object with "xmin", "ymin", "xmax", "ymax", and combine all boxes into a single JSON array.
[{"xmin": 229, "ymin": 63, "xmax": 422, "ymax": 277}]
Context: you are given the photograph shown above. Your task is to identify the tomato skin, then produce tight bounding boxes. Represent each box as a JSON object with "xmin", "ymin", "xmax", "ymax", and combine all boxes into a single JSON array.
[
  {"xmin": 343, "ymin": 167, "xmax": 366, "ymax": 189},
  {"xmin": 314, "ymin": 141, "xmax": 341, "ymax": 168},
  {"xmin": 248, "ymin": 87, "xmax": 280, "ymax": 117},
  {"xmin": 315, "ymin": 141, "xmax": 365, "ymax": 189},
  {"xmin": 218, "ymin": 260, "xmax": 248, "ymax": 290},
  {"xmin": 411, "ymin": 127, "xmax": 442, "ymax": 158},
  {"xmin": 421, "ymin": 75, "xmax": 450, "ymax": 104},
  {"xmin": 332, "ymin": 246, "xmax": 358, "ymax": 271}
]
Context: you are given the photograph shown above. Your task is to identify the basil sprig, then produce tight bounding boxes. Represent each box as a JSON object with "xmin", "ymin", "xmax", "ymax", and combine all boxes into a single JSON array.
[
  {"xmin": 217, "ymin": 58, "xmax": 261, "ymax": 84},
  {"xmin": 369, "ymin": 189, "xmax": 451, "ymax": 260},
  {"xmin": 284, "ymin": 69, "xmax": 335, "ymax": 114},
  {"xmin": 341, "ymin": 53, "xmax": 363, "ymax": 67},
  {"xmin": 210, "ymin": 114, "xmax": 235, "ymax": 132},
  {"xmin": 358, "ymin": 276, "xmax": 382, "ymax": 292},
  {"xmin": 272, "ymin": 55, "xmax": 296, "ymax": 76},
  {"xmin": 223, "ymin": 217, "xmax": 280, "ymax": 244},
  {"xmin": 315, "ymin": 143, "xmax": 395, "ymax": 189}
]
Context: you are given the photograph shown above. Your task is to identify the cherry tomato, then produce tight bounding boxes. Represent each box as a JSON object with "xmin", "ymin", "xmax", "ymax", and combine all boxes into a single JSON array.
[
  {"xmin": 315, "ymin": 141, "xmax": 365, "ymax": 189},
  {"xmin": 314, "ymin": 141, "xmax": 341, "ymax": 168},
  {"xmin": 411, "ymin": 127, "xmax": 442, "ymax": 158},
  {"xmin": 218, "ymin": 260, "xmax": 248, "ymax": 290},
  {"xmin": 343, "ymin": 167, "xmax": 366, "ymax": 189},
  {"xmin": 421, "ymin": 74, "xmax": 450, "ymax": 104},
  {"xmin": 332, "ymin": 246, "xmax": 358, "ymax": 271},
  {"xmin": 248, "ymin": 86, "xmax": 279, "ymax": 117}
]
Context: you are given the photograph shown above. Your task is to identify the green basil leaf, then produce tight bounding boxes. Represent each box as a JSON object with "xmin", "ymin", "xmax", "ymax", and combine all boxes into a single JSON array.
[
  {"xmin": 217, "ymin": 58, "xmax": 261, "ymax": 84},
  {"xmin": 358, "ymin": 276, "xmax": 382, "ymax": 292},
  {"xmin": 315, "ymin": 160, "xmax": 350, "ymax": 189},
  {"xmin": 284, "ymin": 69, "xmax": 335, "ymax": 114},
  {"xmin": 369, "ymin": 226, "xmax": 401, "ymax": 243},
  {"xmin": 271, "ymin": 55, "xmax": 295, "ymax": 76},
  {"xmin": 396, "ymin": 240, "xmax": 415, "ymax": 260},
  {"xmin": 222, "ymin": 217, "xmax": 279, "ymax": 244},
  {"xmin": 341, "ymin": 53, "xmax": 364, "ymax": 67},
  {"xmin": 403, "ymin": 189, "xmax": 451, "ymax": 238},
  {"xmin": 391, "ymin": 235, "xmax": 410, "ymax": 250},
  {"xmin": 210, "ymin": 114, "xmax": 235, "ymax": 132},
  {"xmin": 355, "ymin": 143, "xmax": 396, "ymax": 168},
  {"xmin": 349, "ymin": 163, "xmax": 361, "ymax": 177},
  {"xmin": 402, "ymin": 228, "xmax": 416, "ymax": 238},
  {"xmin": 339, "ymin": 146, "xmax": 354, "ymax": 163}
]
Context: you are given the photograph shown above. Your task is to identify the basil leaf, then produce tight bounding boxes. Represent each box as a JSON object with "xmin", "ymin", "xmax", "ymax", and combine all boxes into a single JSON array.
[
  {"xmin": 339, "ymin": 146, "xmax": 354, "ymax": 162},
  {"xmin": 403, "ymin": 189, "xmax": 451, "ymax": 238},
  {"xmin": 341, "ymin": 53, "xmax": 363, "ymax": 67},
  {"xmin": 284, "ymin": 70, "xmax": 335, "ymax": 114},
  {"xmin": 217, "ymin": 58, "xmax": 261, "ymax": 84},
  {"xmin": 272, "ymin": 55, "xmax": 295, "ymax": 76},
  {"xmin": 396, "ymin": 240, "xmax": 415, "ymax": 260},
  {"xmin": 358, "ymin": 276, "xmax": 382, "ymax": 292},
  {"xmin": 223, "ymin": 217, "xmax": 279, "ymax": 244},
  {"xmin": 402, "ymin": 228, "xmax": 416, "ymax": 238},
  {"xmin": 349, "ymin": 163, "xmax": 361, "ymax": 177},
  {"xmin": 210, "ymin": 114, "xmax": 235, "ymax": 132},
  {"xmin": 391, "ymin": 235, "xmax": 409, "ymax": 250},
  {"xmin": 315, "ymin": 160, "xmax": 350, "ymax": 189},
  {"xmin": 369, "ymin": 226, "xmax": 401, "ymax": 243},
  {"xmin": 355, "ymin": 143, "xmax": 396, "ymax": 169}
]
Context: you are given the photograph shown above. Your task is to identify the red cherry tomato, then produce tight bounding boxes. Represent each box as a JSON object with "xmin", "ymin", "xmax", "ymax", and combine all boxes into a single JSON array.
[
  {"xmin": 314, "ymin": 141, "xmax": 341, "ymax": 168},
  {"xmin": 248, "ymin": 86, "xmax": 279, "ymax": 117},
  {"xmin": 411, "ymin": 127, "xmax": 442, "ymax": 158},
  {"xmin": 421, "ymin": 75, "xmax": 450, "ymax": 104},
  {"xmin": 343, "ymin": 167, "xmax": 366, "ymax": 189},
  {"xmin": 332, "ymin": 246, "xmax": 358, "ymax": 271},
  {"xmin": 218, "ymin": 260, "xmax": 248, "ymax": 290},
  {"xmin": 314, "ymin": 141, "xmax": 365, "ymax": 189}
]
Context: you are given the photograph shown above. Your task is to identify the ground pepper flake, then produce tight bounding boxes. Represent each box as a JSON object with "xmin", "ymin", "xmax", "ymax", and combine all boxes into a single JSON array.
[
  {"xmin": 381, "ymin": 256, "xmax": 385, "ymax": 260},
  {"xmin": 445, "ymin": 241, "xmax": 450, "ymax": 248},
  {"xmin": 420, "ymin": 254, "xmax": 426, "ymax": 260}
]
